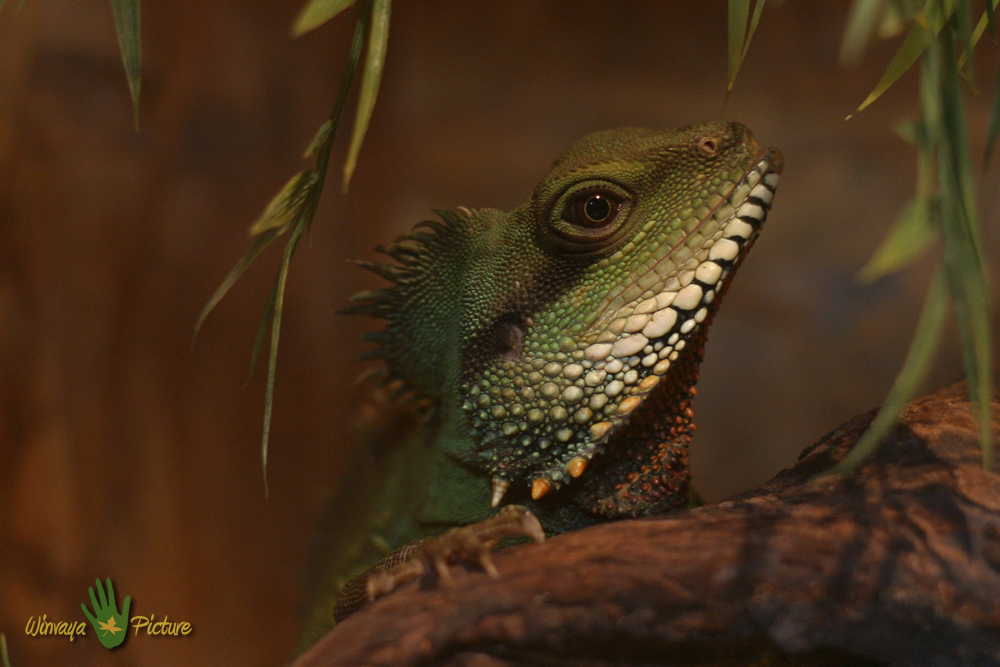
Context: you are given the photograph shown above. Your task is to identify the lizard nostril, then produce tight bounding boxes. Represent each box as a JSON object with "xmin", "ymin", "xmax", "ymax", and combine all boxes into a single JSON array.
[
  {"xmin": 698, "ymin": 137, "xmax": 718, "ymax": 155},
  {"xmin": 494, "ymin": 316, "xmax": 526, "ymax": 362}
]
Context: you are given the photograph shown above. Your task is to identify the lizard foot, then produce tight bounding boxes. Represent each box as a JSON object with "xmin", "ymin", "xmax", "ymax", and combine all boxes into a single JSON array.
[{"xmin": 366, "ymin": 505, "xmax": 544, "ymax": 602}]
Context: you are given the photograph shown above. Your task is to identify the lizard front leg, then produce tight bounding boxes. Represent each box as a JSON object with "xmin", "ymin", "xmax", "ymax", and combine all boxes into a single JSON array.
[{"xmin": 333, "ymin": 505, "xmax": 544, "ymax": 622}]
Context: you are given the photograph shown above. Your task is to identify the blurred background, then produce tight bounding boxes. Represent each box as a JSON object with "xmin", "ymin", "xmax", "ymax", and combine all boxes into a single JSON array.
[{"xmin": 1, "ymin": 1, "xmax": 998, "ymax": 665}]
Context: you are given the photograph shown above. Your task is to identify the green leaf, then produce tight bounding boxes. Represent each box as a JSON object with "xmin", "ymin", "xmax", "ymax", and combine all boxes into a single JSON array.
[
  {"xmin": 856, "ymin": 197, "xmax": 936, "ymax": 282},
  {"xmin": 247, "ymin": 272, "xmax": 280, "ymax": 385},
  {"xmin": 260, "ymin": 221, "xmax": 306, "ymax": 495},
  {"xmin": 1, "ymin": 632, "xmax": 10, "ymax": 667},
  {"xmin": 988, "ymin": 0, "xmax": 997, "ymax": 42},
  {"xmin": 110, "ymin": 0, "xmax": 141, "ymax": 129},
  {"xmin": 342, "ymin": 0, "xmax": 390, "ymax": 191},
  {"xmin": 936, "ymin": 25, "xmax": 995, "ymax": 469},
  {"xmin": 957, "ymin": 0, "xmax": 999, "ymax": 71},
  {"xmin": 292, "ymin": 0, "xmax": 355, "ymax": 37},
  {"xmin": 726, "ymin": 0, "xmax": 766, "ymax": 94},
  {"xmin": 954, "ymin": 0, "xmax": 974, "ymax": 83},
  {"xmin": 304, "ymin": 119, "xmax": 332, "ymax": 159},
  {"xmin": 728, "ymin": 0, "xmax": 750, "ymax": 86},
  {"xmin": 840, "ymin": 0, "xmax": 885, "ymax": 66},
  {"xmin": 831, "ymin": 266, "xmax": 949, "ymax": 474},
  {"xmin": 196, "ymin": 3, "xmax": 371, "ymax": 495},
  {"xmin": 249, "ymin": 170, "xmax": 316, "ymax": 236},
  {"xmin": 846, "ymin": 0, "xmax": 960, "ymax": 119},
  {"xmin": 249, "ymin": 3, "xmax": 371, "ymax": 489},
  {"xmin": 193, "ymin": 226, "xmax": 285, "ymax": 341},
  {"xmin": 984, "ymin": 61, "xmax": 1000, "ymax": 168}
]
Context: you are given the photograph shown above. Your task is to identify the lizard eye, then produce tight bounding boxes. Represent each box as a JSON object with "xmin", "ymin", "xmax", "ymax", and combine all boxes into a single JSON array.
[
  {"xmin": 562, "ymin": 191, "xmax": 623, "ymax": 229},
  {"xmin": 544, "ymin": 180, "xmax": 633, "ymax": 253}
]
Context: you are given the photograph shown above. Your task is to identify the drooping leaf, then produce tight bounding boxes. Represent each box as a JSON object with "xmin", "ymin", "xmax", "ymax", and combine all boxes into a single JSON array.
[
  {"xmin": 984, "ymin": 61, "xmax": 1000, "ymax": 168},
  {"xmin": 831, "ymin": 266, "xmax": 949, "ymax": 474},
  {"xmin": 988, "ymin": 0, "xmax": 998, "ymax": 42},
  {"xmin": 110, "ymin": 0, "xmax": 141, "ymax": 129},
  {"xmin": 260, "ymin": 222, "xmax": 306, "ymax": 495},
  {"xmin": 954, "ymin": 0, "xmax": 974, "ymax": 84},
  {"xmin": 859, "ymin": 117, "xmax": 937, "ymax": 282},
  {"xmin": 846, "ymin": 0, "xmax": 962, "ymax": 119},
  {"xmin": 726, "ymin": 0, "xmax": 766, "ymax": 95},
  {"xmin": 840, "ymin": 0, "xmax": 885, "ymax": 66},
  {"xmin": 856, "ymin": 197, "xmax": 936, "ymax": 282},
  {"xmin": 237, "ymin": 4, "xmax": 371, "ymax": 488},
  {"xmin": 935, "ymin": 26, "xmax": 995, "ymax": 469},
  {"xmin": 342, "ymin": 0, "xmax": 390, "ymax": 191},
  {"xmin": 956, "ymin": 0, "xmax": 1000, "ymax": 71},
  {"xmin": 247, "ymin": 272, "xmax": 280, "ymax": 385},
  {"xmin": 742, "ymin": 1, "xmax": 766, "ymax": 64},
  {"xmin": 249, "ymin": 170, "xmax": 316, "ymax": 236},
  {"xmin": 292, "ymin": 0, "xmax": 356, "ymax": 37},
  {"xmin": 193, "ymin": 226, "xmax": 285, "ymax": 341},
  {"xmin": 728, "ymin": 0, "xmax": 750, "ymax": 86},
  {"xmin": 304, "ymin": 120, "xmax": 332, "ymax": 159}
]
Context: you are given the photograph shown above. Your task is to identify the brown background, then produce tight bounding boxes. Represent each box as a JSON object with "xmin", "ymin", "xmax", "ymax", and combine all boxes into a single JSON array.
[{"xmin": 1, "ymin": 2, "xmax": 997, "ymax": 666}]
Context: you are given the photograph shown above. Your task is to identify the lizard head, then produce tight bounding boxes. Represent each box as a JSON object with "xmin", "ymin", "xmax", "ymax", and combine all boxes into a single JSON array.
[{"xmin": 349, "ymin": 121, "xmax": 781, "ymax": 519}]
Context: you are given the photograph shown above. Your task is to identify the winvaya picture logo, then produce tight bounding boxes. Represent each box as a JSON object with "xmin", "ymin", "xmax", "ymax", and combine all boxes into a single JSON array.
[{"xmin": 20, "ymin": 577, "xmax": 193, "ymax": 652}]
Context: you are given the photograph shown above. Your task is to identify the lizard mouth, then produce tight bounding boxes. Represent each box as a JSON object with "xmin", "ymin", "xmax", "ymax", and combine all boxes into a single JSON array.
[{"xmin": 497, "ymin": 148, "xmax": 783, "ymax": 507}]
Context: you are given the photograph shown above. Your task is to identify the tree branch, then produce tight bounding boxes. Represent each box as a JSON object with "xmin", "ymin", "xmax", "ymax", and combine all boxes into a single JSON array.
[{"xmin": 293, "ymin": 380, "xmax": 1000, "ymax": 666}]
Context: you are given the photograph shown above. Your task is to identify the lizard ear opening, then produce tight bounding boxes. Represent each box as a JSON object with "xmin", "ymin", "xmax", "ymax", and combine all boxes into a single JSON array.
[{"xmin": 493, "ymin": 315, "xmax": 526, "ymax": 362}]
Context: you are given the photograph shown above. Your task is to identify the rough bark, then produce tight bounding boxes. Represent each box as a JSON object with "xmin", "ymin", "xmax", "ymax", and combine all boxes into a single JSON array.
[{"xmin": 292, "ymin": 381, "xmax": 1000, "ymax": 667}]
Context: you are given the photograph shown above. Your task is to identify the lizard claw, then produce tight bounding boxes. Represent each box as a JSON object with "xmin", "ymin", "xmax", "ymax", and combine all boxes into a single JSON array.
[{"xmin": 364, "ymin": 505, "xmax": 544, "ymax": 603}]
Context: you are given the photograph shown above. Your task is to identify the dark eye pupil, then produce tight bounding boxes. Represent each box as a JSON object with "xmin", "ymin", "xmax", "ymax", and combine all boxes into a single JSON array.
[{"xmin": 584, "ymin": 196, "xmax": 611, "ymax": 222}]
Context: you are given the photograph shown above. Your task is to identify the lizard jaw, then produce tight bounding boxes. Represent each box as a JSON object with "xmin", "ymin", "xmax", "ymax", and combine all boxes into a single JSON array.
[{"xmin": 515, "ymin": 150, "xmax": 782, "ymax": 505}]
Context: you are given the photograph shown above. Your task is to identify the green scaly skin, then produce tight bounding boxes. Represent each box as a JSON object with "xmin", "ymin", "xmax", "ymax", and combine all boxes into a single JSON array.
[{"xmin": 303, "ymin": 121, "xmax": 782, "ymax": 644}]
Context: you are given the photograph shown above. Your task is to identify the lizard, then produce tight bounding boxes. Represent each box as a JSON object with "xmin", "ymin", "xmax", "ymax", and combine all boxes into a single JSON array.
[{"xmin": 301, "ymin": 120, "xmax": 782, "ymax": 645}]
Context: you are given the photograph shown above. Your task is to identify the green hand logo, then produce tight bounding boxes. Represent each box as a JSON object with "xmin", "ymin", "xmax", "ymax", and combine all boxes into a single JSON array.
[{"xmin": 81, "ymin": 578, "xmax": 130, "ymax": 649}]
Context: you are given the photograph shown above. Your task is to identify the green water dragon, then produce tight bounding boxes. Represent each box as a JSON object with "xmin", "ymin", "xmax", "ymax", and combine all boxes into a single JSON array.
[{"xmin": 303, "ymin": 120, "xmax": 782, "ymax": 644}]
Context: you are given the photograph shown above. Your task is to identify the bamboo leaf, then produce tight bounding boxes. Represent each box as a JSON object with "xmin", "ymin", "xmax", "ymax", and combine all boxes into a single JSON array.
[
  {"xmin": 249, "ymin": 170, "xmax": 316, "ymax": 236},
  {"xmin": 988, "ymin": 0, "xmax": 997, "ymax": 41},
  {"xmin": 304, "ymin": 119, "xmax": 332, "ymax": 159},
  {"xmin": 193, "ymin": 226, "xmax": 285, "ymax": 341},
  {"xmin": 728, "ymin": 0, "xmax": 750, "ymax": 86},
  {"xmin": 848, "ymin": 20, "xmax": 934, "ymax": 118},
  {"xmin": 260, "ymin": 221, "xmax": 306, "ymax": 495},
  {"xmin": 292, "ymin": 0, "xmax": 356, "ymax": 37},
  {"xmin": 111, "ymin": 0, "xmax": 141, "ymax": 129},
  {"xmin": 984, "ymin": 62, "xmax": 1000, "ymax": 168},
  {"xmin": 847, "ymin": 0, "xmax": 962, "ymax": 119},
  {"xmin": 343, "ymin": 0, "xmax": 390, "ymax": 191},
  {"xmin": 726, "ymin": 0, "xmax": 766, "ymax": 94},
  {"xmin": 856, "ymin": 197, "xmax": 936, "ymax": 282},
  {"xmin": 742, "ymin": 1, "xmax": 766, "ymax": 63},
  {"xmin": 957, "ymin": 0, "xmax": 999, "ymax": 70},
  {"xmin": 840, "ymin": 0, "xmax": 884, "ymax": 66},
  {"xmin": 936, "ymin": 25, "xmax": 995, "ymax": 469},
  {"xmin": 831, "ymin": 267, "xmax": 949, "ymax": 474},
  {"xmin": 954, "ymin": 0, "xmax": 974, "ymax": 83},
  {"xmin": 197, "ymin": 4, "xmax": 370, "ymax": 494},
  {"xmin": 247, "ymin": 272, "xmax": 280, "ymax": 385}
]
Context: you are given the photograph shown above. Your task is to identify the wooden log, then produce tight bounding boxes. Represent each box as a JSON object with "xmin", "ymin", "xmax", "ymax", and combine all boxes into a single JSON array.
[{"xmin": 292, "ymin": 381, "xmax": 1000, "ymax": 666}]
